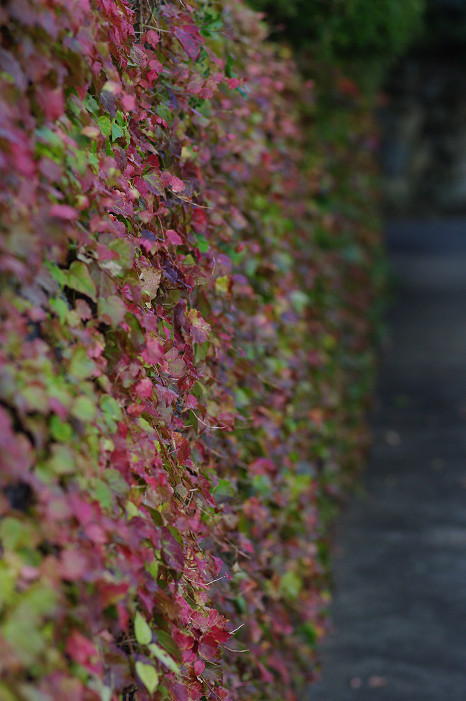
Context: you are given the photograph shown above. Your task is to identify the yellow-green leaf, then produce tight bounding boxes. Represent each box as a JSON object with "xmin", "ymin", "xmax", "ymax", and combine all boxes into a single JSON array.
[
  {"xmin": 71, "ymin": 396, "xmax": 97, "ymax": 421},
  {"xmin": 134, "ymin": 612, "xmax": 152, "ymax": 645},
  {"xmin": 66, "ymin": 261, "xmax": 97, "ymax": 302},
  {"xmin": 135, "ymin": 662, "xmax": 159, "ymax": 694},
  {"xmin": 149, "ymin": 642, "xmax": 180, "ymax": 674}
]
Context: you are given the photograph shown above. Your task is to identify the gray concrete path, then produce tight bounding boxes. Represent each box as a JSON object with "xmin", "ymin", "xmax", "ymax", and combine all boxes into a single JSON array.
[{"xmin": 309, "ymin": 219, "xmax": 466, "ymax": 700}]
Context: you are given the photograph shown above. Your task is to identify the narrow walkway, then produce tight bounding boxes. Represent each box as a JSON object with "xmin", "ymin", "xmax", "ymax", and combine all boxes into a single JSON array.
[{"xmin": 309, "ymin": 219, "xmax": 466, "ymax": 700}]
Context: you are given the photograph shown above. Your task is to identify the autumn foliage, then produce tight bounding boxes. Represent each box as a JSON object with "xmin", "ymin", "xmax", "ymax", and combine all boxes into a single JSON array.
[{"xmin": 0, "ymin": 1, "xmax": 382, "ymax": 699}]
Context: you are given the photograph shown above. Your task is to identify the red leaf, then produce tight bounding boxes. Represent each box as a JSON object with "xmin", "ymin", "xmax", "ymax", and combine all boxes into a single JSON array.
[
  {"xmin": 193, "ymin": 659, "xmax": 205, "ymax": 676},
  {"xmin": 161, "ymin": 527, "xmax": 184, "ymax": 571},
  {"xmin": 174, "ymin": 25, "xmax": 201, "ymax": 60},
  {"xmin": 258, "ymin": 662, "xmax": 274, "ymax": 683},
  {"xmin": 191, "ymin": 208, "xmax": 207, "ymax": 234},
  {"xmin": 66, "ymin": 631, "xmax": 102, "ymax": 675},
  {"xmin": 187, "ymin": 309, "xmax": 210, "ymax": 344},
  {"xmin": 176, "ymin": 436, "xmax": 190, "ymax": 463},
  {"xmin": 98, "ymin": 580, "xmax": 129, "ymax": 607},
  {"xmin": 209, "ymin": 626, "xmax": 230, "ymax": 644},
  {"xmin": 185, "ymin": 394, "xmax": 198, "ymax": 410},
  {"xmin": 198, "ymin": 628, "xmax": 228, "ymax": 660}
]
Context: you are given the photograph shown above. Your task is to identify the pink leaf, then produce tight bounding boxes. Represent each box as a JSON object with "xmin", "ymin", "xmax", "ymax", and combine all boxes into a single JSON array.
[
  {"xmin": 250, "ymin": 458, "xmax": 276, "ymax": 475},
  {"xmin": 135, "ymin": 377, "xmax": 153, "ymax": 398},
  {"xmin": 185, "ymin": 394, "xmax": 198, "ymax": 410},
  {"xmin": 50, "ymin": 204, "xmax": 78, "ymax": 220},
  {"xmin": 121, "ymin": 93, "xmax": 136, "ymax": 111},
  {"xmin": 84, "ymin": 523, "xmax": 107, "ymax": 544},
  {"xmin": 60, "ymin": 550, "xmax": 89, "ymax": 581},
  {"xmin": 166, "ymin": 229, "xmax": 183, "ymax": 245},
  {"xmin": 161, "ymin": 171, "xmax": 185, "ymax": 193},
  {"xmin": 145, "ymin": 29, "xmax": 159, "ymax": 46},
  {"xmin": 37, "ymin": 87, "xmax": 65, "ymax": 122},
  {"xmin": 187, "ymin": 309, "xmax": 210, "ymax": 344},
  {"xmin": 142, "ymin": 339, "xmax": 163, "ymax": 364}
]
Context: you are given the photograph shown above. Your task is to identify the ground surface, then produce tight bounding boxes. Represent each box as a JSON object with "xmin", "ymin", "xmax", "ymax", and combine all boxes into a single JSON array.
[{"xmin": 309, "ymin": 218, "xmax": 466, "ymax": 700}]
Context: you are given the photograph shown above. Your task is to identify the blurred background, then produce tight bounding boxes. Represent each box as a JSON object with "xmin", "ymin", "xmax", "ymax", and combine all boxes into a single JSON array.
[
  {"xmin": 381, "ymin": 0, "xmax": 466, "ymax": 216},
  {"xmin": 249, "ymin": 0, "xmax": 466, "ymax": 217}
]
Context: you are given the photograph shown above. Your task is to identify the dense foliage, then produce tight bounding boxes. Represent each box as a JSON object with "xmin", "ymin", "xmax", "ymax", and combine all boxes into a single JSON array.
[
  {"xmin": 248, "ymin": 0, "xmax": 425, "ymax": 83},
  {"xmin": 0, "ymin": 0, "xmax": 382, "ymax": 699}
]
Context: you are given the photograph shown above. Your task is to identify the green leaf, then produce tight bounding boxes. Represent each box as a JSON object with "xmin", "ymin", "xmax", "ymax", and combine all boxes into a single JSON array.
[
  {"xmin": 156, "ymin": 103, "xmax": 172, "ymax": 124},
  {"xmin": 0, "ymin": 518, "xmax": 35, "ymax": 550},
  {"xmin": 0, "ymin": 682, "xmax": 16, "ymax": 701},
  {"xmin": 84, "ymin": 94, "xmax": 100, "ymax": 115},
  {"xmin": 100, "ymin": 395, "xmax": 122, "ymax": 432},
  {"xmin": 111, "ymin": 122, "xmax": 125, "ymax": 141},
  {"xmin": 49, "ymin": 297, "xmax": 69, "ymax": 323},
  {"xmin": 66, "ymin": 261, "xmax": 97, "ymax": 302},
  {"xmin": 47, "ymin": 262, "xmax": 66, "ymax": 286},
  {"xmin": 149, "ymin": 642, "xmax": 180, "ymax": 674},
  {"xmin": 46, "ymin": 444, "xmax": 75, "ymax": 475},
  {"xmin": 134, "ymin": 612, "xmax": 152, "ymax": 645},
  {"xmin": 280, "ymin": 570, "xmax": 302, "ymax": 600},
  {"xmin": 290, "ymin": 290, "xmax": 309, "ymax": 314},
  {"xmin": 195, "ymin": 235, "xmax": 210, "ymax": 253},
  {"xmin": 215, "ymin": 275, "xmax": 230, "ymax": 295},
  {"xmin": 106, "ymin": 468, "xmax": 127, "ymax": 495},
  {"xmin": 94, "ymin": 480, "xmax": 113, "ymax": 511},
  {"xmin": 0, "ymin": 563, "xmax": 16, "ymax": 611},
  {"xmin": 50, "ymin": 415, "xmax": 73, "ymax": 442},
  {"xmin": 71, "ymin": 396, "xmax": 96, "ymax": 421},
  {"xmin": 69, "ymin": 347, "xmax": 96, "ymax": 380},
  {"xmin": 98, "ymin": 116, "xmax": 112, "ymax": 137},
  {"xmin": 135, "ymin": 662, "xmax": 159, "ymax": 694},
  {"xmin": 107, "ymin": 238, "xmax": 134, "ymax": 273},
  {"xmin": 35, "ymin": 126, "xmax": 64, "ymax": 151},
  {"xmin": 98, "ymin": 295, "xmax": 126, "ymax": 326},
  {"xmin": 225, "ymin": 54, "xmax": 235, "ymax": 78},
  {"xmin": 147, "ymin": 558, "xmax": 159, "ymax": 580},
  {"xmin": 212, "ymin": 479, "xmax": 236, "ymax": 498},
  {"xmin": 153, "ymin": 630, "xmax": 182, "ymax": 662}
]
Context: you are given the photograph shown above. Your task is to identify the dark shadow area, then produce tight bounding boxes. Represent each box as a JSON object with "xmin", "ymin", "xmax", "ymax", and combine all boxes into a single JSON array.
[{"xmin": 380, "ymin": 1, "xmax": 466, "ymax": 216}]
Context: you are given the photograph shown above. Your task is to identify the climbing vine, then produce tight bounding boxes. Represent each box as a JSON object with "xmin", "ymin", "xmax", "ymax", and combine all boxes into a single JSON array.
[{"xmin": 0, "ymin": 0, "xmax": 382, "ymax": 699}]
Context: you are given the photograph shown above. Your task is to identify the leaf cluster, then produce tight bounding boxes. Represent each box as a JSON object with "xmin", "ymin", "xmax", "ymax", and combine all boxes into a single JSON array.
[{"xmin": 0, "ymin": 0, "xmax": 383, "ymax": 699}]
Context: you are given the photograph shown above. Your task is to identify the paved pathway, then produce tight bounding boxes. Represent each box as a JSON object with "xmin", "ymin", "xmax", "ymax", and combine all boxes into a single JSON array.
[{"xmin": 309, "ymin": 219, "xmax": 466, "ymax": 700}]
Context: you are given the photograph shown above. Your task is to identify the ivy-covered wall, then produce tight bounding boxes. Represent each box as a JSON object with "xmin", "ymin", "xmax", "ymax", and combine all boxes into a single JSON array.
[{"xmin": 0, "ymin": 1, "xmax": 382, "ymax": 700}]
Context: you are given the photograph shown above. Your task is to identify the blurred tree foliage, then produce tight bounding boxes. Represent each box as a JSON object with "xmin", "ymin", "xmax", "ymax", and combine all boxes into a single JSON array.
[
  {"xmin": 248, "ymin": 0, "xmax": 426, "ymax": 86},
  {"xmin": 420, "ymin": 0, "xmax": 466, "ymax": 52}
]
